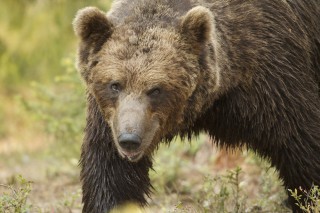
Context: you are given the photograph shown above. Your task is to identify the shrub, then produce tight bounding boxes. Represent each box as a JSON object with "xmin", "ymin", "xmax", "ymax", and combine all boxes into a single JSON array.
[
  {"xmin": 0, "ymin": 175, "xmax": 33, "ymax": 213},
  {"xmin": 289, "ymin": 185, "xmax": 320, "ymax": 213}
]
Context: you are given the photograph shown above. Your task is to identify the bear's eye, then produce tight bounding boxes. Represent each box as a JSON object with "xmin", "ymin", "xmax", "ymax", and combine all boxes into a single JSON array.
[
  {"xmin": 90, "ymin": 60, "xmax": 99, "ymax": 69},
  {"xmin": 147, "ymin": 87, "xmax": 161, "ymax": 97},
  {"xmin": 110, "ymin": 82, "xmax": 121, "ymax": 92}
]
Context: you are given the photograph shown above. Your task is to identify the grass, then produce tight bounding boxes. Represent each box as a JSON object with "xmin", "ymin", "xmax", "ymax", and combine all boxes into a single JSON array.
[
  {"xmin": 0, "ymin": 175, "xmax": 81, "ymax": 213},
  {"xmin": 2, "ymin": 153, "xmax": 318, "ymax": 212},
  {"xmin": 0, "ymin": 132, "xmax": 317, "ymax": 212},
  {"xmin": 149, "ymin": 140, "xmax": 291, "ymax": 213},
  {"xmin": 0, "ymin": 175, "xmax": 32, "ymax": 213}
]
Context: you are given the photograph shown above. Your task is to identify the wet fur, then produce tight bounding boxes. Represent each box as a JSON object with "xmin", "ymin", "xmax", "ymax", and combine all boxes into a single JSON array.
[{"xmin": 74, "ymin": 0, "xmax": 320, "ymax": 212}]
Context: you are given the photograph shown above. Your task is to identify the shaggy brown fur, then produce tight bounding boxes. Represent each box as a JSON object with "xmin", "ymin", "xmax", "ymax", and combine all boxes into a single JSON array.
[{"xmin": 73, "ymin": 0, "xmax": 320, "ymax": 212}]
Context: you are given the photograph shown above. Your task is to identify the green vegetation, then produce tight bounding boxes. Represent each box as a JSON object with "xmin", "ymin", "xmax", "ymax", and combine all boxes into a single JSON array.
[
  {"xmin": 0, "ymin": 0, "xmax": 110, "ymax": 92},
  {"xmin": 289, "ymin": 186, "xmax": 320, "ymax": 213},
  {"xmin": 0, "ymin": 175, "xmax": 81, "ymax": 212},
  {"xmin": 0, "ymin": 1, "xmax": 318, "ymax": 212},
  {"xmin": 19, "ymin": 57, "xmax": 85, "ymax": 159},
  {"xmin": 0, "ymin": 1, "xmax": 105, "ymax": 212},
  {"xmin": 150, "ymin": 142, "xmax": 290, "ymax": 213},
  {"xmin": 0, "ymin": 175, "xmax": 32, "ymax": 213},
  {"xmin": 0, "ymin": 0, "xmax": 110, "ymax": 143}
]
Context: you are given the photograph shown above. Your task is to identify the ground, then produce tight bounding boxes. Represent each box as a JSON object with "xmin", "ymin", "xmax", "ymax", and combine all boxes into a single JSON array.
[{"xmin": 0, "ymin": 133, "xmax": 290, "ymax": 213}]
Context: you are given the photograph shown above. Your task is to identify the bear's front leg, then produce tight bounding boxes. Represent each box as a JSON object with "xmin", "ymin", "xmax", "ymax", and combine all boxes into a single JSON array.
[
  {"xmin": 80, "ymin": 95, "xmax": 153, "ymax": 213},
  {"xmin": 267, "ymin": 133, "xmax": 320, "ymax": 213}
]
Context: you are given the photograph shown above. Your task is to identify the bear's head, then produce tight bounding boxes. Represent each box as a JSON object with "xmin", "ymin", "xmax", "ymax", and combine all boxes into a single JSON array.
[{"xmin": 73, "ymin": 6, "xmax": 217, "ymax": 162}]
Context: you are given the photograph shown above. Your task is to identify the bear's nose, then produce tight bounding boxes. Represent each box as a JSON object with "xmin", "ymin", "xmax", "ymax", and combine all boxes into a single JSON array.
[{"xmin": 118, "ymin": 133, "xmax": 142, "ymax": 151}]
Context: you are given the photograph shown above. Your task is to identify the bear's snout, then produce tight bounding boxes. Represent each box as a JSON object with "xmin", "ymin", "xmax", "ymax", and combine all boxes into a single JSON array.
[{"xmin": 112, "ymin": 94, "xmax": 160, "ymax": 161}]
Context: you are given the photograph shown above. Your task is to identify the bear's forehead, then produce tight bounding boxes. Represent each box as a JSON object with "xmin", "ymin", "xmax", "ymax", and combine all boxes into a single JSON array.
[
  {"xmin": 92, "ymin": 28, "xmax": 181, "ymax": 73},
  {"xmin": 103, "ymin": 26, "xmax": 181, "ymax": 57},
  {"xmin": 91, "ymin": 51, "xmax": 182, "ymax": 88}
]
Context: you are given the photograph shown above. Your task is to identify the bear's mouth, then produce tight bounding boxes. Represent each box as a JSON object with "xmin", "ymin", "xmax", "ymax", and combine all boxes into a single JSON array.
[{"xmin": 120, "ymin": 150, "xmax": 143, "ymax": 162}]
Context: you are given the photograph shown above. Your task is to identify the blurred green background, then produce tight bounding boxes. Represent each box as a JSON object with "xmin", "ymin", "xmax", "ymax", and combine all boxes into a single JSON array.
[
  {"xmin": 0, "ymin": 0, "xmax": 109, "ymax": 92},
  {"xmin": 0, "ymin": 0, "xmax": 111, "ymax": 143}
]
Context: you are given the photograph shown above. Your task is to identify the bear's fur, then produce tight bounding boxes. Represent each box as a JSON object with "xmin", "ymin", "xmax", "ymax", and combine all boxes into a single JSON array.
[{"xmin": 73, "ymin": 0, "xmax": 320, "ymax": 212}]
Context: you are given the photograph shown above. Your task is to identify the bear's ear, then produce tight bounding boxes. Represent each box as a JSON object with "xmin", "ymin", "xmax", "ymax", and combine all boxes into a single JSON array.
[
  {"xmin": 180, "ymin": 6, "xmax": 213, "ymax": 49},
  {"xmin": 73, "ymin": 7, "xmax": 113, "ymax": 44}
]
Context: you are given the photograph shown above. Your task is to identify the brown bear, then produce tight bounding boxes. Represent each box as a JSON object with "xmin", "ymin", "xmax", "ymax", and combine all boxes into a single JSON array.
[{"xmin": 73, "ymin": 0, "xmax": 320, "ymax": 212}]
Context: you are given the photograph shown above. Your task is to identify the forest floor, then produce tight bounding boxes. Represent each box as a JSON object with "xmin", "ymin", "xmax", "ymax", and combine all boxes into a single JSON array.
[{"xmin": 0, "ymin": 134, "xmax": 291, "ymax": 213}]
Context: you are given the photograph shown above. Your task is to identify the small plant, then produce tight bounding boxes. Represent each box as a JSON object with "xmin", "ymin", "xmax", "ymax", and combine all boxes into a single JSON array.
[
  {"xmin": 0, "ymin": 175, "xmax": 33, "ymax": 213},
  {"xmin": 59, "ymin": 189, "xmax": 82, "ymax": 213},
  {"xmin": 196, "ymin": 167, "xmax": 246, "ymax": 213},
  {"xmin": 289, "ymin": 185, "xmax": 320, "ymax": 213}
]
